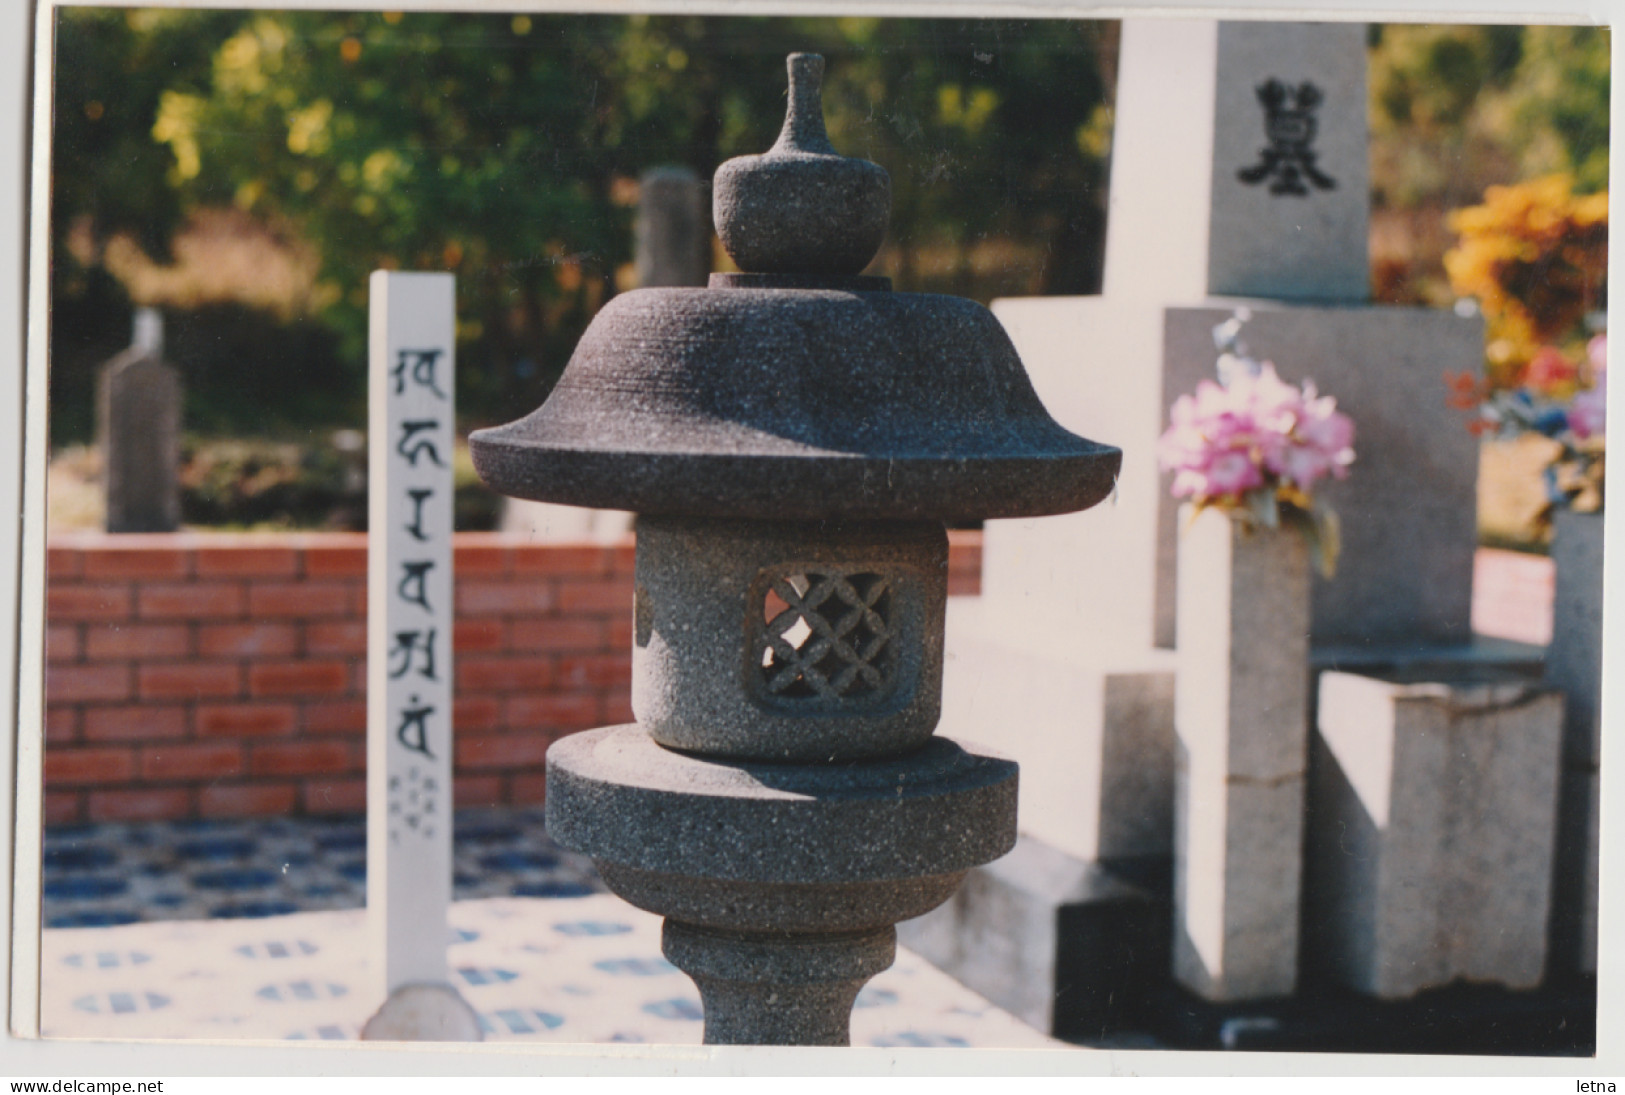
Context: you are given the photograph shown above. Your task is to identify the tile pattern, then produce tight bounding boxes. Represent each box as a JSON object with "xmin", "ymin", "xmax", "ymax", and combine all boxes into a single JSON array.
[
  {"xmin": 39, "ymin": 809, "xmax": 1059, "ymax": 1048},
  {"xmin": 40, "ymin": 895, "xmax": 1060, "ymax": 1048}
]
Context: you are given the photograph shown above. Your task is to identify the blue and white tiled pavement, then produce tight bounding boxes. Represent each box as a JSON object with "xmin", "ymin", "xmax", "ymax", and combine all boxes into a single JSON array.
[{"xmin": 38, "ymin": 810, "xmax": 1062, "ymax": 1048}]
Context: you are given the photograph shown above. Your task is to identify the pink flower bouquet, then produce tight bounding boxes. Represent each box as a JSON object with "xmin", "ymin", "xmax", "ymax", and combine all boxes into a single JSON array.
[{"xmin": 1158, "ymin": 332, "xmax": 1355, "ymax": 577}]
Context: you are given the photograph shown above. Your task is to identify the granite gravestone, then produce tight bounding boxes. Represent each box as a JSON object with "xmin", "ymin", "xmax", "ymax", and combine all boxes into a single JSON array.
[
  {"xmin": 635, "ymin": 166, "xmax": 711, "ymax": 289},
  {"xmin": 921, "ymin": 18, "xmax": 1498, "ymax": 1013},
  {"xmin": 97, "ymin": 308, "xmax": 181, "ymax": 533}
]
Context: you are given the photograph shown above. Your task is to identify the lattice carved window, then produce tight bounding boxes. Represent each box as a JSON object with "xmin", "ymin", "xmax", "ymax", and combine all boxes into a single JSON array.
[{"xmin": 755, "ymin": 571, "xmax": 895, "ymax": 702}]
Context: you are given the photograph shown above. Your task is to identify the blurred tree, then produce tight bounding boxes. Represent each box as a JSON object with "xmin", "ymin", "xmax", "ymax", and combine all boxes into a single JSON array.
[
  {"xmin": 121, "ymin": 11, "xmax": 1112, "ymax": 429},
  {"xmin": 53, "ymin": 8, "xmax": 242, "ymax": 271},
  {"xmin": 1504, "ymin": 25, "xmax": 1611, "ymax": 194},
  {"xmin": 1367, "ymin": 23, "xmax": 1609, "ymax": 308}
]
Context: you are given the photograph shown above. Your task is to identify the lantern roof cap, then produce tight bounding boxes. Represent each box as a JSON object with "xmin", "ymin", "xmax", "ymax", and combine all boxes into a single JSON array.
[{"xmin": 469, "ymin": 53, "xmax": 1121, "ymax": 521}]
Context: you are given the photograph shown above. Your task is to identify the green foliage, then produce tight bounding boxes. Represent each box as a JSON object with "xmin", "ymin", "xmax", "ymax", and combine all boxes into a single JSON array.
[
  {"xmin": 1370, "ymin": 23, "xmax": 1609, "ymax": 205},
  {"xmin": 53, "ymin": 8, "xmax": 238, "ymax": 266},
  {"xmin": 1369, "ymin": 25, "xmax": 1525, "ymax": 210},
  {"xmin": 57, "ymin": 11, "xmax": 1113, "ymax": 432},
  {"xmin": 177, "ymin": 436, "xmax": 357, "ymax": 529},
  {"xmin": 1507, "ymin": 26, "xmax": 1611, "ymax": 194}
]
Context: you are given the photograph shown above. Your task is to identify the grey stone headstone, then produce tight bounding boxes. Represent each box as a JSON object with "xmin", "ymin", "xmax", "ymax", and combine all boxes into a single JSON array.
[
  {"xmin": 132, "ymin": 306, "xmax": 163, "ymax": 354},
  {"xmin": 1159, "ymin": 303, "xmax": 1485, "ymax": 649},
  {"xmin": 1548, "ymin": 508, "xmax": 1604, "ymax": 768},
  {"xmin": 96, "ymin": 344, "xmax": 181, "ymax": 533},
  {"xmin": 1208, "ymin": 22, "xmax": 1370, "ymax": 302},
  {"xmin": 635, "ymin": 166, "xmax": 711, "ymax": 288}
]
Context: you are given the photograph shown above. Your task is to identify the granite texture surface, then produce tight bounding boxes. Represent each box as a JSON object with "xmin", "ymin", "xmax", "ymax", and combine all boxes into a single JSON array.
[
  {"xmin": 1306, "ymin": 670, "xmax": 1563, "ymax": 998},
  {"xmin": 662, "ymin": 921, "xmax": 895, "ymax": 1045},
  {"xmin": 633, "ymin": 515, "xmax": 946, "ymax": 762},
  {"xmin": 546, "ymin": 726, "xmax": 1017, "ymax": 887},
  {"xmin": 469, "ymin": 287, "xmax": 1121, "ymax": 520}
]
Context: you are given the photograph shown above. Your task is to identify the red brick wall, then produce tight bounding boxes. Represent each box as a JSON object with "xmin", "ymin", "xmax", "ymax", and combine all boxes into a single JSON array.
[{"xmin": 43, "ymin": 529, "xmax": 983, "ymax": 824}]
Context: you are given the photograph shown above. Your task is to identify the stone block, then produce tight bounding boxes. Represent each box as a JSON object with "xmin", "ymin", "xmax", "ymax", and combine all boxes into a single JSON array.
[
  {"xmin": 632, "ymin": 516, "xmax": 946, "ymax": 763},
  {"xmin": 1174, "ymin": 507, "xmax": 1311, "ymax": 783},
  {"xmin": 1207, "ymin": 22, "xmax": 1370, "ymax": 302},
  {"xmin": 1171, "ymin": 507, "xmax": 1310, "ymax": 1001},
  {"xmin": 940, "ymin": 596, "xmax": 1175, "ymax": 862},
  {"xmin": 1160, "ymin": 303, "xmax": 1484, "ymax": 649},
  {"xmin": 1173, "ymin": 761, "xmax": 1305, "ymax": 1002},
  {"xmin": 97, "ymin": 347, "xmax": 181, "ymax": 533},
  {"xmin": 1305, "ymin": 670, "xmax": 1563, "ymax": 998},
  {"xmin": 897, "ymin": 834, "xmax": 1161, "ymax": 1039}
]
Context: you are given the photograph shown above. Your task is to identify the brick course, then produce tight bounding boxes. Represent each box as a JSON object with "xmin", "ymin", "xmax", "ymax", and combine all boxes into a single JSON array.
[{"xmin": 40, "ymin": 529, "xmax": 985, "ymax": 823}]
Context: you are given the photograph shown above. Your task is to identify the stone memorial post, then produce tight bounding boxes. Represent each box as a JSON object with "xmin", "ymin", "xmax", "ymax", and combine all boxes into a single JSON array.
[
  {"xmin": 361, "ymin": 271, "xmax": 480, "ymax": 1041},
  {"xmin": 97, "ymin": 307, "xmax": 181, "ymax": 533},
  {"xmin": 471, "ymin": 54, "xmax": 1121, "ymax": 1045}
]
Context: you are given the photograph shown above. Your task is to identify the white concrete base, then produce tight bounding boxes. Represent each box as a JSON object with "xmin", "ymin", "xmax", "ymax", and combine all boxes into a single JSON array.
[
  {"xmin": 361, "ymin": 982, "xmax": 483, "ymax": 1042},
  {"xmin": 941, "ymin": 596, "xmax": 1175, "ymax": 863}
]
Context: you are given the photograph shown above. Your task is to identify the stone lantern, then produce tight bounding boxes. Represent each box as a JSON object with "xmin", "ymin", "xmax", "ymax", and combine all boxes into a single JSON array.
[{"xmin": 470, "ymin": 53, "xmax": 1121, "ymax": 1046}]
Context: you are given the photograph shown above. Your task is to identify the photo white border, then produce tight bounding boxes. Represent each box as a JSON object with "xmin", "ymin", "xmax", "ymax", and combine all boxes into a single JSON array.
[{"xmin": 4, "ymin": 0, "xmax": 1618, "ymax": 1078}]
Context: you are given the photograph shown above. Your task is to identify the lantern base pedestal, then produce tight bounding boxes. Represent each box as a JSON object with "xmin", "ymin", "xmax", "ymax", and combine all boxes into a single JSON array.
[
  {"xmin": 545, "ymin": 725, "xmax": 1018, "ymax": 1044},
  {"xmin": 663, "ymin": 921, "xmax": 895, "ymax": 1046}
]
